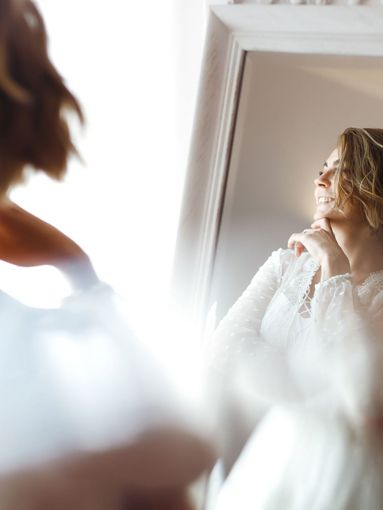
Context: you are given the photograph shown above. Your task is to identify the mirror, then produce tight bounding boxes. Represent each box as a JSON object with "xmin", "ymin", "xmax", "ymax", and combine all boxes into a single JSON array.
[
  {"xmin": 171, "ymin": 1, "xmax": 383, "ymax": 503},
  {"xmin": 173, "ymin": 0, "xmax": 383, "ymax": 331},
  {"xmin": 210, "ymin": 50, "xmax": 383, "ymax": 319}
]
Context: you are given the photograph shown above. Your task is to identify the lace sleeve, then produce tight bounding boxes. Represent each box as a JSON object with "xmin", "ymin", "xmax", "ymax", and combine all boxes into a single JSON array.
[
  {"xmin": 206, "ymin": 249, "xmax": 309, "ymax": 420},
  {"xmin": 209, "ymin": 249, "xmax": 285, "ymax": 370},
  {"xmin": 308, "ymin": 275, "xmax": 383, "ymax": 427},
  {"xmin": 205, "ymin": 249, "xmax": 290, "ymax": 460}
]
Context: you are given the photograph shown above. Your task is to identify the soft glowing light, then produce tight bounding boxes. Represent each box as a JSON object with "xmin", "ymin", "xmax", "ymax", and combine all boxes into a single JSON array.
[
  {"xmin": 7, "ymin": 1, "xmax": 179, "ymax": 318},
  {"xmin": 0, "ymin": 0, "xmax": 209, "ymax": 401}
]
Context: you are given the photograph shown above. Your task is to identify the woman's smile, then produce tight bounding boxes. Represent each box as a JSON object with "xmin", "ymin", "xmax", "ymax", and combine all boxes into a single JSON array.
[{"xmin": 317, "ymin": 196, "xmax": 335, "ymax": 204}]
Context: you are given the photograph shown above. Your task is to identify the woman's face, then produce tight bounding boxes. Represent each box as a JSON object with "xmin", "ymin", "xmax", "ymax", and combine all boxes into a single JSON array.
[
  {"xmin": 313, "ymin": 148, "xmax": 339, "ymax": 221},
  {"xmin": 313, "ymin": 147, "xmax": 363, "ymax": 224}
]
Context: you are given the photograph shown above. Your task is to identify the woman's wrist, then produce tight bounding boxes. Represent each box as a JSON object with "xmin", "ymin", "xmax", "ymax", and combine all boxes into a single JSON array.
[{"xmin": 320, "ymin": 254, "xmax": 350, "ymax": 282}]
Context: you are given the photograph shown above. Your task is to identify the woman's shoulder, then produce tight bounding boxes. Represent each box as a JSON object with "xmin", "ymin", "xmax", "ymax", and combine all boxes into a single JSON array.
[{"xmin": 357, "ymin": 271, "xmax": 383, "ymax": 314}]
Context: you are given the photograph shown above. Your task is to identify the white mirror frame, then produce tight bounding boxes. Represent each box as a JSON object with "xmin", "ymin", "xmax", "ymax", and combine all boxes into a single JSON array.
[{"xmin": 172, "ymin": 0, "xmax": 383, "ymax": 332}]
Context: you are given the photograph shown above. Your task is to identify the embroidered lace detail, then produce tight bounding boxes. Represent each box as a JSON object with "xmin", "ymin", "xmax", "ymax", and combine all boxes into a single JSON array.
[
  {"xmin": 209, "ymin": 249, "xmax": 286, "ymax": 370},
  {"xmin": 281, "ymin": 254, "xmax": 319, "ymax": 318},
  {"xmin": 275, "ymin": 251, "xmax": 383, "ymax": 319},
  {"xmin": 356, "ymin": 270, "xmax": 383, "ymax": 303},
  {"xmin": 314, "ymin": 274, "xmax": 352, "ymax": 290},
  {"xmin": 210, "ymin": 249, "xmax": 383, "ymax": 374}
]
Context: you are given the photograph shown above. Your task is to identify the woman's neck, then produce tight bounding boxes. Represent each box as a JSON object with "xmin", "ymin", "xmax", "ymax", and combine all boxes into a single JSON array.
[{"xmin": 331, "ymin": 219, "xmax": 383, "ymax": 282}]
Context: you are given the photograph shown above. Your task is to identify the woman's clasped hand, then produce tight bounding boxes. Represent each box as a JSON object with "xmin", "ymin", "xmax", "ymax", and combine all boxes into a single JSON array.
[{"xmin": 287, "ymin": 217, "xmax": 350, "ymax": 280}]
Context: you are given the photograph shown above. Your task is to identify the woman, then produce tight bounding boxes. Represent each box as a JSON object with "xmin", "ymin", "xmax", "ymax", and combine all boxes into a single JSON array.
[
  {"xmin": 210, "ymin": 127, "xmax": 383, "ymax": 510},
  {"xmin": 0, "ymin": 0, "xmax": 215, "ymax": 508}
]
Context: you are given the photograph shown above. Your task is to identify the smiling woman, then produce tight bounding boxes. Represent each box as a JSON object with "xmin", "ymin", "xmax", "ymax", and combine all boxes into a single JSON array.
[
  {"xmin": 209, "ymin": 127, "xmax": 383, "ymax": 510},
  {"xmin": 315, "ymin": 150, "xmax": 339, "ymax": 218}
]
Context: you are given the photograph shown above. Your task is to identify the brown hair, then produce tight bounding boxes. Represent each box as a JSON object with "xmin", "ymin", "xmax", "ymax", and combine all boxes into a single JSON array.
[
  {"xmin": 0, "ymin": 0, "xmax": 84, "ymax": 193},
  {"xmin": 335, "ymin": 127, "xmax": 383, "ymax": 230}
]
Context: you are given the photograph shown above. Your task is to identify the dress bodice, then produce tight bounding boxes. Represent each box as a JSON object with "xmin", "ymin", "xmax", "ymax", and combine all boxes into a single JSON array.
[
  {"xmin": 211, "ymin": 250, "xmax": 383, "ymax": 510},
  {"xmin": 210, "ymin": 248, "xmax": 383, "ymax": 417},
  {"xmin": 261, "ymin": 250, "xmax": 383, "ymax": 349},
  {"xmin": 212, "ymin": 250, "xmax": 383, "ymax": 510}
]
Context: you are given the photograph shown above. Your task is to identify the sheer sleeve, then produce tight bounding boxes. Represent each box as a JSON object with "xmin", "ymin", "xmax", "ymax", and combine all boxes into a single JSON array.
[
  {"xmin": 209, "ymin": 256, "xmax": 383, "ymax": 427},
  {"xmin": 206, "ymin": 249, "xmax": 292, "ymax": 466},
  {"xmin": 207, "ymin": 248, "xmax": 305, "ymax": 435},
  {"xmin": 307, "ymin": 275, "xmax": 383, "ymax": 428},
  {"xmin": 209, "ymin": 249, "xmax": 285, "ymax": 369}
]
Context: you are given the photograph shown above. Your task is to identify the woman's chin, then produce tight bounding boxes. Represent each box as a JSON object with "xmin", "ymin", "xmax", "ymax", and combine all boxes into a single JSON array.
[
  {"xmin": 313, "ymin": 210, "xmax": 329, "ymax": 221},
  {"xmin": 313, "ymin": 205, "xmax": 337, "ymax": 221}
]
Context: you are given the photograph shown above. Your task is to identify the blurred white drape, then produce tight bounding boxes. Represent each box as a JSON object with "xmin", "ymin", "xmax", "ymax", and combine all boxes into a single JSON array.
[{"xmin": 1, "ymin": 0, "xmax": 207, "ymax": 338}]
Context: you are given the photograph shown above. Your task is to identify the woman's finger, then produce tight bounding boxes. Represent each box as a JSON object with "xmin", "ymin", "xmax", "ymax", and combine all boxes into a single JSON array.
[
  {"xmin": 287, "ymin": 233, "xmax": 299, "ymax": 249},
  {"xmin": 311, "ymin": 218, "xmax": 334, "ymax": 236},
  {"xmin": 287, "ymin": 233, "xmax": 306, "ymax": 257},
  {"xmin": 295, "ymin": 242, "xmax": 305, "ymax": 257},
  {"xmin": 311, "ymin": 219, "xmax": 326, "ymax": 229},
  {"xmin": 288, "ymin": 229, "xmax": 313, "ymax": 248}
]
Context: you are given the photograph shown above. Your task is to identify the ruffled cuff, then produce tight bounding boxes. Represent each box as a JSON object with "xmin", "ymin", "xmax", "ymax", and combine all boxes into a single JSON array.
[
  {"xmin": 314, "ymin": 273, "xmax": 352, "ymax": 290},
  {"xmin": 312, "ymin": 274, "xmax": 352, "ymax": 309},
  {"xmin": 310, "ymin": 273, "xmax": 354, "ymax": 336}
]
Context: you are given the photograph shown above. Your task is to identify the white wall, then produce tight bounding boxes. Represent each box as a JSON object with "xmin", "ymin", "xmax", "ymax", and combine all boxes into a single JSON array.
[{"xmin": 174, "ymin": 0, "xmax": 208, "ymax": 175}]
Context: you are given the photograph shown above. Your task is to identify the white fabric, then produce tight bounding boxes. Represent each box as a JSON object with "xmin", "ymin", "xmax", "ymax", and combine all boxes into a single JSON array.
[
  {"xmin": 210, "ymin": 248, "xmax": 383, "ymax": 510},
  {"xmin": 0, "ymin": 282, "xmax": 186, "ymax": 474}
]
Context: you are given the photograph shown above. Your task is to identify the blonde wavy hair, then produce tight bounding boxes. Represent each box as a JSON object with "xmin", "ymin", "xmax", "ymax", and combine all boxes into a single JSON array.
[
  {"xmin": 335, "ymin": 127, "xmax": 383, "ymax": 230},
  {"xmin": 0, "ymin": 0, "xmax": 83, "ymax": 192}
]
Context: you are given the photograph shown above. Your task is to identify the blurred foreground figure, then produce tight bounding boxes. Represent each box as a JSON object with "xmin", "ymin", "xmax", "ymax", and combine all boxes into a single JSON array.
[
  {"xmin": 0, "ymin": 0, "xmax": 215, "ymax": 508},
  {"xmin": 209, "ymin": 128, "xmax": 383, "ymax": 510}
]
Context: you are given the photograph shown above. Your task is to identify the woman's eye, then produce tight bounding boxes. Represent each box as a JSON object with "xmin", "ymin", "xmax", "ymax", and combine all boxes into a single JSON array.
[{"xmin": 318, "ymin": 171, "xmax": 323, "ymax": 177}]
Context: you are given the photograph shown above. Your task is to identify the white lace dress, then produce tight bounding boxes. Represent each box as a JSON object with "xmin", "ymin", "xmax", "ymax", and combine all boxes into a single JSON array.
[{"xmin": 211, "ymin": 248, "xmax": 383, "ymax": 510}]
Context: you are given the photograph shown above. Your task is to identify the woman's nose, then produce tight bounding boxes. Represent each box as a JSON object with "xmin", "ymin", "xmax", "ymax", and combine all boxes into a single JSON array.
[{"xmin": 314, "ymin": 173, "xmax": 331, "ymax": 188}]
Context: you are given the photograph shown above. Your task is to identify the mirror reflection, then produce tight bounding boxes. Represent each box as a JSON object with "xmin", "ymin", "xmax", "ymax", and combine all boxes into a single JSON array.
[{"xmin": 208, "ymin": 51, "xmax": 383, "ymax": 509}]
